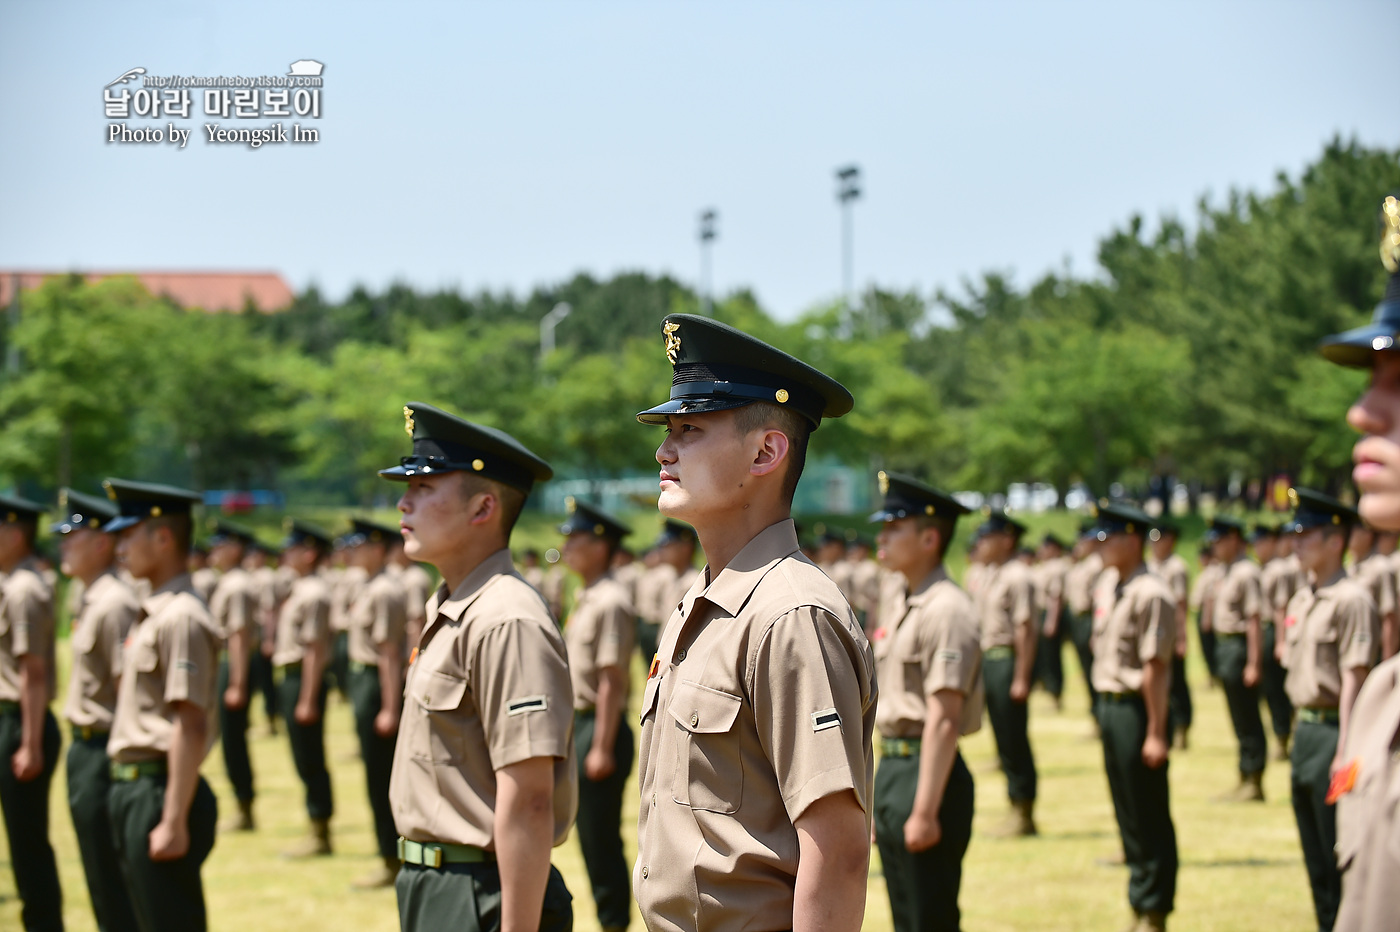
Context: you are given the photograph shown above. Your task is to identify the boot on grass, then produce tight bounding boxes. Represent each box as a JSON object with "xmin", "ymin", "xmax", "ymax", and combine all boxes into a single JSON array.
[
  {"xmin": 220, "ymin": 799, "xmax": 255, "ymax": 833},
  {"xmin": 283, "ymin": 818, "xmax": 332, "ymax": 858},
  {"xmin": 351, "ymin": 857, "xmax": 399, "ymax": 889},
  {"xmin": 988, "ymin": 798, "xmax": 1037, "ymax": 837}
]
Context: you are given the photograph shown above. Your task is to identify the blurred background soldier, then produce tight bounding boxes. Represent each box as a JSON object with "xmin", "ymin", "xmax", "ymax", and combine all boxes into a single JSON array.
[
  {"xmin": 273, "ymin": 519, "xmax": 336, "ymax": 857},
  {"xmin": 1209, "ymin": 517, "xmax": 1268, "ymax": 802},
  {"xmin": 1190, "ymin": 534, "xmax": 1224, "ymax": 690},
  {"xmin": 1346, "ymin": 521, "xmax": 1397, "ymax": 669},
  {"xmin": 560, "ymin": 500, "xmax": 636, "ymax": 932},
  {"xmin": 55, "ymin": 489, "xmax": 141, "ymax": 932},
  {"xmin": 0, "ymin": 493, "xmax": 62, "ymax": 932},
  {"xmin": 244, "ymin": 542, "xmax": 282, "ymax": 737},
  {"xmin": 972, "ymin": 510, "xmax": 1039, "ymax": 836},
  {"xmin": 387, "ymin": 535, "xmax": 432, "ymax": 653},
  {"xmin": 1033, "ymin": 533, "xmax": 1070, "ymax": 712},
  {"xmin": 1147, "ymin": 521, "xmax": 1191, "ymax": 749},
  {"xmin": 342, "ymin": 518, "xmax": 409, "ymax": 888},
  {"xmin": 207, "ymin": 520, "xmax": 262, "ymax": 832},
  {"xmin": 1254, "ymin": 525, "xmax": 1296, "ymax": 761},
  {"xmin": 1065, "ymin": 521, "xmax": 1105, "ymax": 723}
]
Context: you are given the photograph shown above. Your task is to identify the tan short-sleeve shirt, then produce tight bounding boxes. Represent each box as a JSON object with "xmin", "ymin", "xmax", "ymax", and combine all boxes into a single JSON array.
[
  {"xmin": 1212, "ymin": 556, "xmax": 1263, "ymax": 635},
  {"xmin": 847, "ymin": 559, "xmax": 882, "ymax": 619},
  {"xmin": 873, "ymin": 566, "xmax": 983, "ymax": 739},
  {"xmin": 398, "ymin": 563, "xmax": 434, "ymax": 623},
  {"xmin": 1035, "ymin": 556, "xmax": 1070, "ymax": 614},
  {"xmin": 1064, "ymin": 552, "xmax": 1103, "ymax": 617},
  {"xmin": 1091, "ymin": 564, "xmax": 1177, "ymax": 694},
  {"xmin": 107, "ymin": 574, "xmax": 220, "ymax": 763},
  {"xmin": 390, "ymin": 549, "xmax": 576, "ymax": 850},
  {"xmin": 1148, "ymin": 554, "xmax": 1190, "ymax": 607},
  {"xmin": 209, "ymin": 567, "xmax": 259, "ymax": 642},
  {"xmin": 565, "ymin": 574, "xmax": 635, "ymax": 711},
  {"xmin": 272, "ymin": 573, "xmax": 332, "ymax": 667},
  {"xmin": 1350, "ymin": 553, "xmax": 1397, "ymax": 619},
  {"xmin": 635, "ymin": 520, "xmax": 876, "ymax": 932},
  {"xmin": 0, "ymin": 559, "xmax": 56, "ymax": 704},
  {"xmin": 1333, "ymin": 653, "xmax": 1400, "ymax": 931},
  {"xmin": 347, "ymin": 569, "xmax": 409, "ymax": 666},
  {"xmin": 1282, "ymin": 571, "xmax": 1378, "ymax": 708},
  {"xmin": 976, "ymin": 559, "xmax": 1035, "ymax": 651},
  {"xmin": 63, "ymin": 570, "xmax": 139, "ymax": 730},
  {"xmin": 635, "ymin": 563, "xmax": 678, "ymax": 627},
  {"xmin": 191, "ymin": 566, "xmax": 219, "ymax": 603},
  {"xmin": 328, "ymin": 565, "xmax": 366, "ymax": 635}
]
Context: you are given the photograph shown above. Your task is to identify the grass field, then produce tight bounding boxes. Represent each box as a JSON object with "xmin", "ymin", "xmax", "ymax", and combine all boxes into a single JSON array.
[{"xmin": 0, "ymin": 596, "xmax": 1319, "ymax": 931}]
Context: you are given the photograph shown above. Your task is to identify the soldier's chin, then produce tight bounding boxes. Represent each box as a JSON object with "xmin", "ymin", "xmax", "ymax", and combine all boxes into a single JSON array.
[
  {"xmin": 657, "ymin": 489, "xmax": 687, "ymax": 518},
  {"xmin": 1358, "ymin": 492, "xmax": 1400, "ymax": 533}
]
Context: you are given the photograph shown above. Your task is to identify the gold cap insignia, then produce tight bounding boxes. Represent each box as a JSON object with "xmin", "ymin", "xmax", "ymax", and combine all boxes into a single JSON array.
[
  {"xmin": 663, "ymin": 321, "xmax": 682, "ymax": 364},
  {"xmin": 1089, "ymin": 502, "xmax": 1098, "ymax": 518},
  {"xmin": 1382, "ymin": 195, "xmax": 1400, "ymax": 274},
  {"xmin": 58, "ymin": 489, "xmax": 68, "ymax": 509},
  {"xmin": 1126, "ymin": 523, "xmax": 1136, "ymax": 534},
  {"xmin": 877, "ymin": 471, "xmax": 889, "ymax": 495},
  {"xmin": 1333, "ymin": 514, "xmax": 1341, "ymax": 525},
  {"xmin": 4, "ymin": 512, "xmax": 15, "ymax": 523},
  {"xmin": 775, "ymin": 388, "xmax": 789, "ymax": 404},
  {"xmin": 471, "ymin": 459, "xmax": 484, "ymax": 471},
  {"xmin": 403, "ymin": 406, "xmax": 415, "ymax": 435},
  {"xmin": 925, "ymin": 504, "xmax": 935, "ymax": 515},
  {"xmin": 1288, "ymin": 488, "xmax": 1300, "ymax": 509},
  {"xmin": 565, "ymin": 496, "xmax": 576, "ymax": 514},
  {"xmin": 150, "ymin": 505, "xmax": 161, "ymax": 517},
  {"xmin": 103, "ymin": 480, "xmax": 116, "ymax": 501},
  {"xmin": 594, "ymin": 524, "xmax": 605, "ymax": 536}
]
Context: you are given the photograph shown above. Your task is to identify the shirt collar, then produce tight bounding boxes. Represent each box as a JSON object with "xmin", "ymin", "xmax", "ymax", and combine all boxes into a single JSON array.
[
  {"xmin": 141, "ymin": 572, "xmax": 197, "ymax": 617},
  {"xmin": 906, "ymin": 565, "xmax": 950, "ymax": 607},
  {"xmin": 687, "ymin": 519, "xmax": 800, "ymax": 618},
  {"xmin": 1314, "ymin": 567, "xmax": 1348, "ymax": 593},
  {"xmin": 435, "ymin": 549, "xmax": 517, "ymax": 622}
]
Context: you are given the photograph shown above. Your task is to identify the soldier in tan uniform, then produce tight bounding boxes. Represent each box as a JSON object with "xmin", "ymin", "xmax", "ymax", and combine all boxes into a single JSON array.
[
  {"xmin": 845, "ymin": 535, "xmax": 881, "ymax": 632},
  {"xmin": 972, "ymin": 510, "xmax": 1040, "ymax": 835},
  {"xmin": 1189, "ymin": 536, "xmax": 1224, "ymax": 687},
  {"xmin": 1033, "ymin": 533, "xmax": 1070, "ymax": 711},
  {"xmin": 102, "ymin": 479, "xmax": 221, "ymax": 932},
  {"xmin": 384, "ymin": 402, "xmax": 575, "ymax": 932},
  {"xmin": 1380, "ymin": 529, "xmax": 1400, "ymax": 658},
  {"xmin": 1148, "ymin": 521, "xmax": 1191, "ymax": 748},
  {"xmin": 1346, "ymin": 522, "xmax": 1397, "ymax": 671},
  {"xmin": 273, "ymin": 519, "xmax": 336, "ymax": 856},
  {"xmin": 244, "ymin": 542, "xmax": 282, "ymax": 737},
  {"xmin": 1254, "ymin": 525, "xmax": 1296, "ymax": 760},
  {"xmin": 869, "ymin": 473, "xmax": 980, "ymax": 932},
  {"xmin": 1065, "ymin": 523, "xmax": 1105, "ymax": 717},
  {"xmin": 1278, "ymin": 490, "xmax": 1379, "ymax": 932},
  {"xmin": 1209, "ymin": 516, "xmax": 1269, "ymax": 800},
  {"xmin": 634, "ymin": 314, "xmax": 875, "ymax": 932},
  {"xmin": 189, "ymin": 545, "xmax": 218, "ymax": 603},
  {"xmin": 815, "ymin": 528, "xmax": 855, "ymax": 604},
  {"xmin": 559, "ymin": 500, "xmax": 636, "ymax": 932},
  {"xmin": 342, "ymin": 518, "xmax": 410, "ymax": 888},
  {"xmin": 206, "ymin": 520, "xmax": 262, "ymax": 832},
  {"xmin": 1089, "ymin": 503, "xmax": 1178, "ymax": 932},
  {"xmin": 0, "ymin": 494, "xmax": 63, "ymax": 931},
  {"xmin": 635, "ymin": 519, "xmax": 699, "ymax": 665},
  {"xmin": 55, "ymin": 489, "xmax": 141, "ymax": 932},
  {"xmin": 388, "ymin": 537, "xmax": 433, "ymax": 651},
  {"xmin": 1312, "ymin": 191, "xmax": 1400, "ymax": 930}
]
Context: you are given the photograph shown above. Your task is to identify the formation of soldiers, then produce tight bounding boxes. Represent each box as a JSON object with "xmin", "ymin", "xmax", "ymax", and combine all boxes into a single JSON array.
[{"xmin": 1, "ymin": 193, "xmax": 1399, "ymax": 932}]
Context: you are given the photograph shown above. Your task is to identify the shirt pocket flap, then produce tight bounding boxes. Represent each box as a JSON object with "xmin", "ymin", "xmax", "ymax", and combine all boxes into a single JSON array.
[
  {"xmin": 640, "ymin": 674, "xmax": 662, "ymax": 723},
  {"xmin": 416, "ymin": 670, "xmax": 467, "ymax": 712},
  {"xmin": 668, "ymin": 680, "xmax": 742, "ymax": 735}
]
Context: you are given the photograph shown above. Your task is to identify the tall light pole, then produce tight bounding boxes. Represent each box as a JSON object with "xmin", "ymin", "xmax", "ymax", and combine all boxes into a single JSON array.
[
  {"xmin": 835, "ymin": 165, "xmax": 861, "ymax": 315},
  {"xmin": 698, "ymin": 208, "xmax": 718, "ymax": 316},
  {"xmin": 538, "ymin": 301, "xmax": 571, "ymax": 377}
]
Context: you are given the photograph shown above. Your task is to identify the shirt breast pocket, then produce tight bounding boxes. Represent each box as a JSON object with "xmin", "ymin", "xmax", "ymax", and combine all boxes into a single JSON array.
[
  {"xmin": 412, "ymin": 670, "xmax": 468, "ymax": 763},
  {"xmin": 131, "ymin": 636, "xmax": 160, "ymax": 674},
  {"xmin": 640, "ymin": 674, "xmax": 661, "ymax": 726},
  {"xmin": 668, "ymin": 680, "xmax": 743, "ymax": 813}
]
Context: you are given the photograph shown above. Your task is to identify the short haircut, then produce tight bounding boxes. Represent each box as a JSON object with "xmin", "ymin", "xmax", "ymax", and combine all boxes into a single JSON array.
[
  {"xmin": 731, "ymin": 401, "xmax": 811, "ymax": 506},
  {"xmin": 459, "ymin": 473, "xmax": 527, "ymax": 536},
  {"xmin": 911, "ymin": 515, "xmax": 956, "ymax": 562},
  {"xmin": 147, "ymin": 514, "xmax": 192, "ymax": 555}
]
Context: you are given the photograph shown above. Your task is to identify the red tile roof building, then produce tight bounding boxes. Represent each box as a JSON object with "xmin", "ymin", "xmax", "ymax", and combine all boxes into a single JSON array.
[{"xmin": 0, "ymin": 270, "xmax": 295, "ymax": 313}]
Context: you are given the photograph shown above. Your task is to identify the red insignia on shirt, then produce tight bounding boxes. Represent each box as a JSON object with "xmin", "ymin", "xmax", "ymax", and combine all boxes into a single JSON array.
[
  {"xmin": 872, "ymin": 627, "xmax": 888, "ymax": 641},
  {"xmin": 647, "ymin": 654, "xmax": 660, "ymax": 680},
  {"xmin": 409, "ymin": 647, "xmax": 419, "ymax": 666},
  {"xmin": 1285, "ymin": 615, "xmax": 1298, "ymax": 628},
  {"xmin": 1326, "ymin": 758, "xmax": 1360, "ymax": 805}
]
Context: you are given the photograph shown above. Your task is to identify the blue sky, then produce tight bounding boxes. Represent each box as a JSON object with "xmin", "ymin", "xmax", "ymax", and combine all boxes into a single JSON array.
[{"xmin": 1, "ymin": 1, "xmax": 1394, "ymax": 319}]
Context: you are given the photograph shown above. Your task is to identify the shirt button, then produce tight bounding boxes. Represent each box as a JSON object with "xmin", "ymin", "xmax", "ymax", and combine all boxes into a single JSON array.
[
  {"xmin": 677, "ymin": 648, "xmax": 687, "ymax": 662},
  {"xmin": 641, "ymin": 867, "xmax": 649, "ymax": 879},
  {"xmin": 690, "ymin": 712, "xmax": 699, "ymax": 728},
  {"xmin": 651, "ymin": 793, "xmax": 656, "ymax": 806}
]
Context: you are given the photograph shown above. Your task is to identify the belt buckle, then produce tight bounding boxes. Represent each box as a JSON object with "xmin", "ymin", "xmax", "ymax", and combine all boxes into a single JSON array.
[{"xmin": 426, "ymin": 845, "xmax": 442, "ymax": 869}]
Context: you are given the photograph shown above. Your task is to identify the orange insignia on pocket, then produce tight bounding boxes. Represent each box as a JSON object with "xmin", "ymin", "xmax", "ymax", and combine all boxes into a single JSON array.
[
  {"xmin": 409, "ymin": 647, "xmax": 419, "ymax": 666},
  {"xmin": 648, "ymin": 654, "xmax": 660, "ymax": 680},
  {"xmin": 1326, "ymin": 758, "xmax": 1360, "ymax": 805}
]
